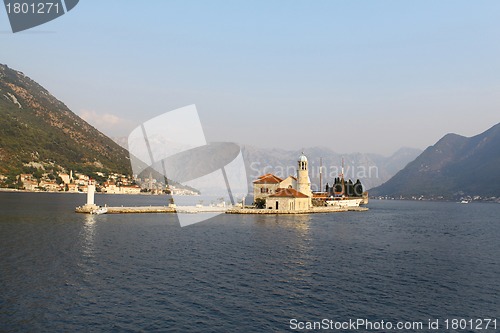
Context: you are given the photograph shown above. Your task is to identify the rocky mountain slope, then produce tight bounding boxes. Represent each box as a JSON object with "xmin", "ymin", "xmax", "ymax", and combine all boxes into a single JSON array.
[
  {"xmin": 0, "ymin": 64, "xmax": 131, "ymax": 178},
  {"xmin": 370, "ymin": 123, "xmax": 500, "ymax": 198}
]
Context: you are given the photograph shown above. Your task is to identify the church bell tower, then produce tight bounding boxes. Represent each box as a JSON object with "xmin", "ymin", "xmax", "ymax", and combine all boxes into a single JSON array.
[{"xmin": 297, "ymin": 152, "xmax": 312, "ymax": 198}]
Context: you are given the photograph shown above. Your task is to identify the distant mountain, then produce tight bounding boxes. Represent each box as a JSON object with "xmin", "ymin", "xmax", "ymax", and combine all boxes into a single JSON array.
[
  {"xmin": 112, "ymin": 137, "xmax": 421, "ymax": 192},
  {"xmin": 241, "ymin": 145, "xmax": 422, "ymax": 191},
  {"xmin": 370, "ymin": 123, "xmax": 500, "ymax": 198},
  {"xmin": 0, "ymin": 64, "xmax": 131, "ymax": 177}
]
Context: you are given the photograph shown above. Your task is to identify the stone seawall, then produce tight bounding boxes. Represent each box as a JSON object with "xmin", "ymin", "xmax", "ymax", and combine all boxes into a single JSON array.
[
  {"xmin": 226, "ymin": 208, "xmax": 312, "ymax": 215},
  {"xmin": 76, "ymin": 206, "xmax": 176, "ymax": 214},
  {"xmin": 226, "ymin": 206, "xmax": 368, "ymax": 214},
  {"xmin": 106, "ymin": 206, "xmax": 176, "ymax": 214},
  {"xmin": 75, "ymin": 205, "xmax": 368, "ymax": 215},
  {"xmin": 75, "ymin": 205, "xmax": 228, "ymax": 214}
]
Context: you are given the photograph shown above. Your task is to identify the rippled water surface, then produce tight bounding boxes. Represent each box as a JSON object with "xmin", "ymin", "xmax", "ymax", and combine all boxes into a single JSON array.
[{"xmin": 1, "ymin": 192, "xmax": 499, "ymax": 332}]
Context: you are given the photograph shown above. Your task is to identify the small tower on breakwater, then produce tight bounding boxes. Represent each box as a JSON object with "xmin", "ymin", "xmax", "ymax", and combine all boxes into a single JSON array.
[
  {"xmin": 87, "ymin": 180, "xmax": 95, "ymax": 206},
  {"xmin": 77, "ymin": 179, "xmax": 98, "ymax": 212}
]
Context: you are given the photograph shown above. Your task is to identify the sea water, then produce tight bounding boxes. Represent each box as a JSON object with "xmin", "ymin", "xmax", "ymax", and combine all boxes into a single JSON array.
[{"xmin": 1, "ymin": 192, "xmax": 499, "ymax": 332}]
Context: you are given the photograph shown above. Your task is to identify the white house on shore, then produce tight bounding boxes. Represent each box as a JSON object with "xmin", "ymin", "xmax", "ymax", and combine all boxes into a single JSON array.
[{"xmin": 253, "ymin": 153, "xmax": 313, "ymax": 211}]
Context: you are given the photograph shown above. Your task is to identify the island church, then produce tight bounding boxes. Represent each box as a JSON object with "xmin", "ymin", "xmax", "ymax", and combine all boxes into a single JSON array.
[{"xmin": 253, "ymin": 153, "xmax": 312, "ymax": 211}]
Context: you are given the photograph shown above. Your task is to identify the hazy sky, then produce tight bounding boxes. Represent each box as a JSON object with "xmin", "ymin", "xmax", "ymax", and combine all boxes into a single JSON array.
[{"xmin": 1, "ymin": 1, "xmax": 499, "ymax": 155}]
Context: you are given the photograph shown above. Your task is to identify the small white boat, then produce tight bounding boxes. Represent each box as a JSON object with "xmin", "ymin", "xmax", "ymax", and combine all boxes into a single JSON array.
[
  {"xmin": 460, "ymin": 200, "xmax": 469, "ymax": 204},
  {"xmin": 90, "ymin": 207, "xmax": 108, "ymax": 215},
  {"xmin": 325, "ymin": 197, "xmax": 362, "ymax": 208}
]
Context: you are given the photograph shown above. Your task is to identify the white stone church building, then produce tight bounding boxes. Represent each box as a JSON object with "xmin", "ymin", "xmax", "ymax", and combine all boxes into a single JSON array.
[{"xmin": 253, "ymin": 153, "xmax": 312, "ymax": 211}]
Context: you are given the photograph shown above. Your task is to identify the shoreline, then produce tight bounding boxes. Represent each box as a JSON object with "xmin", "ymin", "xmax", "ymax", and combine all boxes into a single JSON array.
[{"xmin": 0, "ymin": 188, "xmax": 198, "ymax": 196}]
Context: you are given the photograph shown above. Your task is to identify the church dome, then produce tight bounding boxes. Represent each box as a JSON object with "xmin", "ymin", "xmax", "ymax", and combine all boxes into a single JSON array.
[{"xmin": 298, "ymin": 153, "xmax": 308, "ymax": 162}]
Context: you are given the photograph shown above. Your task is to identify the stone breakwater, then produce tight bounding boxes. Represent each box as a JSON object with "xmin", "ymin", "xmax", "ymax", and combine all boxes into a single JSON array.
[
  {"xmin": 75, "ymin": 205, "xmax": 368, "ymax": 215},
  {"xmin": 75, "ymin": 205, "xmax": 228, "ymax": 214},
  {"xmin": 226, "ymin": 206, "xmax": 369, "ymax": 214},
  {"xmin": 75, "ymin": 205, "xmax": 176, "ymax": 214}
]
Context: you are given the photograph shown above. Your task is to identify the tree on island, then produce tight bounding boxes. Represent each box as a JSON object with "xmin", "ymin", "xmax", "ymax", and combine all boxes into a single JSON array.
[{"xmin": 254, "ymin": 198, "xmax": 266, "ymax": 209}]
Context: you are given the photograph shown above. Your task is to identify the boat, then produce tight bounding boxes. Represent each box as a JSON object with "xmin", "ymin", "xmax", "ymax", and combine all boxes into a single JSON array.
[
  {"xmin": 322, "ymin": 158, "xmax": 365, "ymax": 208},
  {"xmin": 460, "ymin": 200, "xmax": 469, "ymax": 204},
  {"xmin": 325, "ymin": 197, "xmax": 362, "ymax": 208},
  {"xmin": 90, "ymin": 207, "xmax": 108, "ymax": 215}
]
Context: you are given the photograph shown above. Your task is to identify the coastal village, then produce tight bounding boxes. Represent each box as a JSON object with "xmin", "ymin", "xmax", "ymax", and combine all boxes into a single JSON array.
[{"xmin": 0, "ymin": 169, "xmax": 198, "ymax": 196}]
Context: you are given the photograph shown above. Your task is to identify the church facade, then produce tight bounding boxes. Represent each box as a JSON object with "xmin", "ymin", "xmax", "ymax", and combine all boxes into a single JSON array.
[{"xmin": 253, "ymin": 153, "xmax": 313, "ymax": 211}]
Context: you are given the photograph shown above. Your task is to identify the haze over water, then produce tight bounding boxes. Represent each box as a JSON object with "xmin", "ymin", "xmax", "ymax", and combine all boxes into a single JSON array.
[{"xmin": 1, "ymin": 192, "xmax": 499, "ymax": 332}]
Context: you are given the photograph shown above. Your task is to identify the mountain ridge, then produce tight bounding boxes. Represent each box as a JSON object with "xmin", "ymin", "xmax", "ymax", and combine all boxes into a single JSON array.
[
  {"xmin": 370, "ymin": 123, "xmax": 500, "ymax": 198},
  {"xmin": 112, "ymin": 138, "xmax": 422, "ymax": 191},
  {"xmin": 1, "ymin": 63, "xmax": 421, "ymax": 194},
  {"xmin": 241, "ymin": 145, "xmax": 422, "ymax": 191},
  {"xmin": 0, "ymin": 64, "xmax": 132, "ymax": 180}
]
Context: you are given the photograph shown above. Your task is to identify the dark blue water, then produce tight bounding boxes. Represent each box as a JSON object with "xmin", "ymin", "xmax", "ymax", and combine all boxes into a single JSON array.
[{"xmin": 1, "ymin": 192, "xmax": 499, "ymax": 332}]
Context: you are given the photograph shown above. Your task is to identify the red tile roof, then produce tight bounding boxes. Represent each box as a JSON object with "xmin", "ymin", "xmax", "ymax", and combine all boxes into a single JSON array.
[
  {"xmin": 253, "ymin": 174, "xmax": 283, "ymax": 184},
  {"xmin": 269, "ymin": 188, "xmax": 309, "ymax": 198}
]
